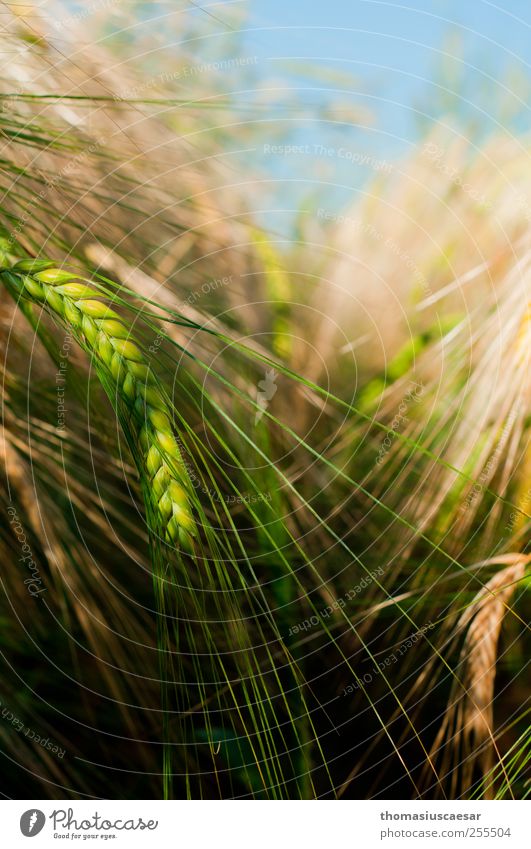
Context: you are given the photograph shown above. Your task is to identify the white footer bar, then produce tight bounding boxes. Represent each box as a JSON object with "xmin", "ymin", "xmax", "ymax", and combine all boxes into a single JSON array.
[{"xmin": 2, "ymin": 799, "xmax": 528, "ymax": 848}]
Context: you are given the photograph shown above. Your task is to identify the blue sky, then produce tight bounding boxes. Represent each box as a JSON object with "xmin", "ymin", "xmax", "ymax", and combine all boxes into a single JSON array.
[
  {"xmin": 104, "ymin": 1, "xmax": 531, "ymax": 221},
  {"xmin": 243, "ymin": 0, "xmax": 531, "ymax": 141},
  {"xmin": 229, "ymin": 0, "xmax": 531, "ymax": 217}
]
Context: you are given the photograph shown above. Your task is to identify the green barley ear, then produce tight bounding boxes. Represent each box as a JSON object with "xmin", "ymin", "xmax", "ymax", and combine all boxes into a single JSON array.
[{"xmin": 0, "ymin": 258, "xmax": 197, "ymax": 553}]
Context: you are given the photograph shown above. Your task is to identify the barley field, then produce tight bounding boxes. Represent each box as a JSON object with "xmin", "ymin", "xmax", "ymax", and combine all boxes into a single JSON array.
[{"xmin": 0, "ymin": 2, "xmax": 528, "ymax": 804}]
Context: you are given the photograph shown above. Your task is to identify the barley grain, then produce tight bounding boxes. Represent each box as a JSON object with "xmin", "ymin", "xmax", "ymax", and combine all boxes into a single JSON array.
[{"xmin": 0, "ymin": 256, "xmax": 196, "ymax": 552}]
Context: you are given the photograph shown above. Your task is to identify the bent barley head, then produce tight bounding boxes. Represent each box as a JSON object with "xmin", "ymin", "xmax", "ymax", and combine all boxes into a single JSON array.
[{"xmin": 0, "ymin": 249, "xmax": 196, "ymax": 553}]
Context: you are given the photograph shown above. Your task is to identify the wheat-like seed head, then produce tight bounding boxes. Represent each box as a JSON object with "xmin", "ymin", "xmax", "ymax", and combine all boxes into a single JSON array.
[
  {"xmin": 0, "ymin": 254, "xmax": 196, "ymax": 552},
  {"xmin": 427, "ymin": 557, "xmax": 528, "ymax": 797}
]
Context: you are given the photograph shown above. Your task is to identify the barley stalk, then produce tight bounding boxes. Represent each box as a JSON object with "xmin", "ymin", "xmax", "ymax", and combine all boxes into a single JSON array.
[{"xmin": 0, "ymin": 252, "xmax": 196, "ymax": 552}]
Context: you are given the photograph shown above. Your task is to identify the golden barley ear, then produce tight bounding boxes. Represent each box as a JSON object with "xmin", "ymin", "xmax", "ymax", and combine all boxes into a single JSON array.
[{"xmin": 426, "ymin": 556, "xmax": 528, "ymax": 798}]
